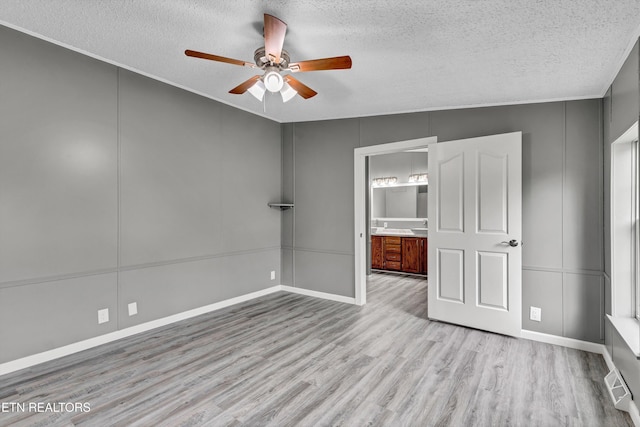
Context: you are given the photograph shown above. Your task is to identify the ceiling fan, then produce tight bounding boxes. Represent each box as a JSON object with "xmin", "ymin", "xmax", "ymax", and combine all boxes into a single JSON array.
[{"xmin": 185, "ymin": 14, "xmax": 352, "ymax": 102}]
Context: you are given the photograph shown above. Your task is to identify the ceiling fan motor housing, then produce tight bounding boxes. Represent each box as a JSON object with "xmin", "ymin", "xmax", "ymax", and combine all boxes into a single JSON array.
[{"xmin": 254, "ymin": 47, "xmax": 290, "ymax": 69}]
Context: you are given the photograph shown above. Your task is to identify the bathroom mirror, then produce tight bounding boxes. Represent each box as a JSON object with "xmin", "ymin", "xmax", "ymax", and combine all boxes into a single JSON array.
[{"xmin": 371, "ymin": 184, "xmax": 427, "ymax": 219}]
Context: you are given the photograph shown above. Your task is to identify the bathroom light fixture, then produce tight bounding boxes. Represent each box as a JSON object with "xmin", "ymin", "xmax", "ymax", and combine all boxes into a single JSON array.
[
  {"xmin": 372, "ymin": 176, "xmax": 398, "ymax": 187},
  {"xmin": 408, "ymin": 173, "xmax": 428, "ymax": 183}
]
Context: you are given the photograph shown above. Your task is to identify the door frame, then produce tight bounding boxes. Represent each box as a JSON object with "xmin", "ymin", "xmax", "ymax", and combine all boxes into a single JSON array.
[{"xmin": 353, "ymin": 136, "xmax": 437, "ymax": 305}]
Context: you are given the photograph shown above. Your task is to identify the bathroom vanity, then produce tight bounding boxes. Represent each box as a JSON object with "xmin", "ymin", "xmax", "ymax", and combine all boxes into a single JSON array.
[{"xmin": 371, "ymin": 231, "xmax": 427, "ymax": 275}]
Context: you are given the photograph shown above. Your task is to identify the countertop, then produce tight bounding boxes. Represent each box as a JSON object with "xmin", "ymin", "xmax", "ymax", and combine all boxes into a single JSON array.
[{"xmin": 371, "ymin": 227, "xmax": 427, "ymax": 237}]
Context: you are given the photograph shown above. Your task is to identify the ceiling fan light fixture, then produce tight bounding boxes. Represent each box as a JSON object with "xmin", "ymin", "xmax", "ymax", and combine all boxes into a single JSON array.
[
  {"xmin": 280, "ymin": 82, "xmax": 297, "ymax": 102},
  {"xmin": 247, "ymin": 79, "xmax": 266, "ymax": 101},
  {"xmin": 263, "ymin": 70, "xmax": 284, "ymax": 92}
]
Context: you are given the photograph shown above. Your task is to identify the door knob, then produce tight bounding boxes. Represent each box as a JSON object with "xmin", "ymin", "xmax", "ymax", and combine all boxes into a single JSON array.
[{"xmin": 501, "ymin": 239, "xmax": 519, "ymax": 247}]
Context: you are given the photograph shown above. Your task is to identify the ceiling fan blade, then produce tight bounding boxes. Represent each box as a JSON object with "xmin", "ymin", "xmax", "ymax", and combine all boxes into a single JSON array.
[
  {"xmin": 264, "ymin": 14, "xmax": 287, "ymax": 64},
  {"xmin": 185, "ymin": 49, "xmax": 255, "ymax": 68},
  {"xmin": 284, "ymin": 75, "xmax": 317, "ymax": 99},
  {"xmin": 229, "ymin": 75, "xmax": 262, "ymax": 94},
  {"xmin": 288, "ymin": 56, "xmax": 352, "ymax": 72}
]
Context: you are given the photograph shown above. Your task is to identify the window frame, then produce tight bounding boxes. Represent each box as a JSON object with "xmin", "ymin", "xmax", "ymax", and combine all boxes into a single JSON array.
[{"xmin": 609, "ymin": 122, "xmax": 640, "ymax": 357}]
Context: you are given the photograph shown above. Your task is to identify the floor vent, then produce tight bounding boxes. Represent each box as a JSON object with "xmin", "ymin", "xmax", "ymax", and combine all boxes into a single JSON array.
[{"xmin": 605, "ymin": 369, "xmax": 632, "ymax": 412}]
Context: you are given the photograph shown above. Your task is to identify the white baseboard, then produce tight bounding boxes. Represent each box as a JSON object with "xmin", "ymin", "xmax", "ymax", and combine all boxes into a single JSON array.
[
  {"xmin": 520, "ymin": 330, "xmax": 606, "ymax": 354},
  {"xmin": 0, "ymin": 285, "xmax": 282, "ymax": 376},
  {"xmin": 602, "ymin": 345, "xmax": 616, "ymax": 371},
  {"xmin": 0, "ymin": 284, "xmax": 356, "ymax": 376},
  {"xmin": 281, "ymin": 285, "xmax": 356, "ymax": 305}
]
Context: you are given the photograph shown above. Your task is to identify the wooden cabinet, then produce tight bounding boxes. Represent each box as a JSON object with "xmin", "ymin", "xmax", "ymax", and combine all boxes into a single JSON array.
[
  {"xmin": 371, "ymin": 235, "xmax": 427, "ymax": 275},
  {"xmin": 384, "ymin": 236, "xmax": 402, "ymax": 271},
  {"xmin": 402, "ymin": 237, "xmax": 421, "ymax": 273},
  {"xmin": 420, "ymin": 237, "xmax": 428, "ymax": 274},
  {"xmin": 371, "ymin": 236, "xmax": 384, "ymax": 269}
]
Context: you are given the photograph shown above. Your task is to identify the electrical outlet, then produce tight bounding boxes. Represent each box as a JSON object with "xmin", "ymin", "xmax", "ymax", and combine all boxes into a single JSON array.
[
  {"xmin": 530, "ymin": 306, "xmax": 542, "ymax": 322},
  {"xmin": 98, "ymin": 308, "xmax": 109, "ymax": 324},
  {"xmin": 270, "ymin": 270, "xmax": 276, "ymax": 280},
  {"xmin": 128, "ymin": 302, "xmax": 138, "ymax": 316},
  {"xmin": 384, "ymin": 222, "xmax": 388, "ymax": 228}
]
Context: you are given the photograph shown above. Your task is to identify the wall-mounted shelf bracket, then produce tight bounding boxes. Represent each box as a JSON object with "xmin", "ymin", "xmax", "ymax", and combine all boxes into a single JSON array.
[{"xmin": 268, "ymin": 203, "xmax": 294, "ymax": 210}]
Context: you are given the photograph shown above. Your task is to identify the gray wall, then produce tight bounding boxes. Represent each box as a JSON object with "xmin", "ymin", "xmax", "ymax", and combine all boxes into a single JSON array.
[
  {"xmin": 283, "ymin": 101, "xmax": 604, "ymax": 342},
  {"xmin": 281, "ymin": 124, "xmax": 295, "ymax": 287},
  {"xmin": 0, "ymin": 26, "xmax": 281, "ymax": 363},
  {"xmin": 282, "ymin": 120, "xmax": 360, "ymax": 296},
  {"xmin": 603, "ymin": 40, "xmax": 640, "ymax": 400}
]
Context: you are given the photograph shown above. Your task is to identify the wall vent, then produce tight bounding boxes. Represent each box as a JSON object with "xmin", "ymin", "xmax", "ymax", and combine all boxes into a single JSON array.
[{"xmin": 605, "ymin": 369, "xmax": 632, "ymax": 412}]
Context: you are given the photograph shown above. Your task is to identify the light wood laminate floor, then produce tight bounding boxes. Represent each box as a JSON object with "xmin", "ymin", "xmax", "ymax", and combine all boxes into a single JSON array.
[{"xmin": 0, "ymin": 273, "xmax": 633, "ymax": 426}]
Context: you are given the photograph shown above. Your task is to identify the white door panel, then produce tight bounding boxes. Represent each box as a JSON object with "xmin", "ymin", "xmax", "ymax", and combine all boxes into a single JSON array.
[
  {"xmin": 437, "ymin": 152, "xmax": 465, "ymax": 233},
  {"xmin": 428, "ymin": 132, "xmax": 522, "ymax": 337},
  {"xmin": 477, "ymin": 151, "xmax": 508, "ymax": 234},
  {"xmin": 477, "ymin": 251, "xmax": 508, "ymax": 310},
  {"xmin": 437, "ymin": 248, "xmax": 465, "ymax": 303}
]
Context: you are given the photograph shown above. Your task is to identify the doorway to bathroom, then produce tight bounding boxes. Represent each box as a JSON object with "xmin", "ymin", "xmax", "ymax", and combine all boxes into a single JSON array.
[
  {"xmin": 353, "ymin": 136, "xmax": 436, "ymax": 305},
  {"xmin": 369, "ymin": 150, "xmax": 429, "ymax": 277}
]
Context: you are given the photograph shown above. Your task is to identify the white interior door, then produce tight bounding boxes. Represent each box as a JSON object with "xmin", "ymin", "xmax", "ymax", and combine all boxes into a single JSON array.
[{"xmin": 428, "ymin": 132, "xmax": 522, "ymax": 337}]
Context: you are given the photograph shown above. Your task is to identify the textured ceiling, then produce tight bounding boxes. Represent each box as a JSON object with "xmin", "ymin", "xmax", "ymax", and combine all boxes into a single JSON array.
[{"xmin": 1, "ymin": 1, "xmax": 640, "ymax": 123}]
